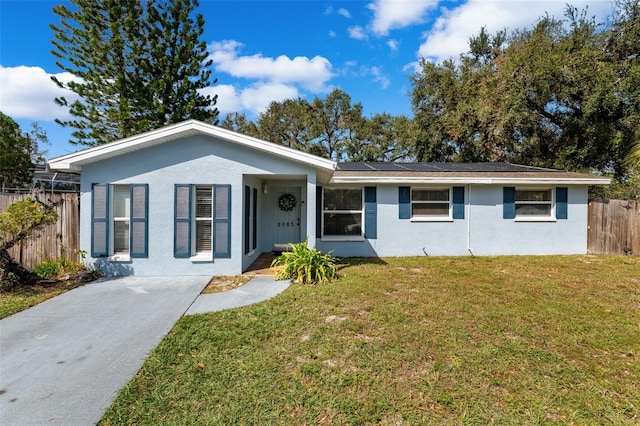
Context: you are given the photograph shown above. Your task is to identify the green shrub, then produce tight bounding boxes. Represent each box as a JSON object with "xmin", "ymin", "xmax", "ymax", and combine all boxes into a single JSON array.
[
  {"xmin": 34, "ymin": 257, "xmax": 86, "ymax": 280},
  {"xmin": 271, "ymin": 240, "xmax": 338, "ymax": 284}
]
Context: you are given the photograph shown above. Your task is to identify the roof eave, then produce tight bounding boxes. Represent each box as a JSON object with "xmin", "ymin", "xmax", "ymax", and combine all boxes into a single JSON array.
[
  {"xmin": 48, "ymin": 120, "xmax": 336, "ymax": 173},
  {"xmin": 329, "ymin": 176, "xmax": 611, "ymax": 185}
]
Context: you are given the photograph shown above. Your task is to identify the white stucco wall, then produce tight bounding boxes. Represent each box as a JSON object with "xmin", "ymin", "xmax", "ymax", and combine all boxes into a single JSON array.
[
  {"xmin": 79, "ymin": 133, "xmax": 592, "ymax": 276},
  {"xmin": 80, "ymin": 134, "xmax": 317, "ymax": 276},
  {"xmin": 316, "ymin": 184, "xmax": 590, "ymax": 257}
]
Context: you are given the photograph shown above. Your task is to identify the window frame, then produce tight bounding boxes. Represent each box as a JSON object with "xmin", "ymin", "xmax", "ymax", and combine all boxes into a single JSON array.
[
  {"xmin": 174, "ymin": 184, "xmax": 231, "ymax": 261},
  {"xmin": 514, "ymin": 187, "xmax": 556, "ymax": 222},
  {"xmin": 109, "ymin": 184, "xmax": 132, "ymax": 260},
  {"xmin": 321, "ymin": 187, "xmax": 365, "ymax": 241},
  {"xmin": 410, "ymin": 187, "xmax": 453, "ymax": 222},
  {"xmin": 94, "ymin": 183, "xmax": 148, "ymax": 262},
  {"xmin": 193, "ymin": 185, "xmax": 213, "ymax": 256}
]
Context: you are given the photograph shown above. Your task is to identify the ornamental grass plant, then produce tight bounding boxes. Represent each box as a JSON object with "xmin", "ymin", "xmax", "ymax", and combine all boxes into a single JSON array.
[{"xmin": 271, "ymin": 240, "xmax": 338, "ymax": 284}]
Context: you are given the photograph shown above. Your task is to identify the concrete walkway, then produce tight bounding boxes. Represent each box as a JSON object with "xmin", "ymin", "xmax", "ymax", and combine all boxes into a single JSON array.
[
  {"xmin": 0, "ymin": 275, "xmax": 289, "ymax": 426},
  {"xmin": 186, "ymin": 275, "xmax": 290, "ymax": 315}
]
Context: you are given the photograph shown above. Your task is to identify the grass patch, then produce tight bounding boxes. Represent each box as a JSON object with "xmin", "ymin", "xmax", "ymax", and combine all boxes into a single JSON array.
[
  {"xmin": 0, "ymin": 280, "xmax": 86, "ymax": 319},
  {"xmin": 100, "ymin": 255, "xmax": 640, "ymax": 425}
]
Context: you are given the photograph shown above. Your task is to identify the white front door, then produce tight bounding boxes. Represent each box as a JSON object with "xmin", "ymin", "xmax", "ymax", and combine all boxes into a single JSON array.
[{"xmin": 270, "ymin": 186, "xmax": 302, "ymax": 246}]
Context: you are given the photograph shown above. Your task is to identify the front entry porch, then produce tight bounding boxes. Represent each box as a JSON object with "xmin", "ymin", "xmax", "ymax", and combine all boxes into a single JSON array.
[
  {"xmin": 244, "ymin": 252, "xmax": 278, "ymax": 276},
  {"xmin": 242, "ymin": 175, "xmax": 313, "ymax": 274}
]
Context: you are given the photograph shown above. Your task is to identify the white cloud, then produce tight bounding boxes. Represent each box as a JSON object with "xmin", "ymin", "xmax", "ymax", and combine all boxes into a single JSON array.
[
  {"xmin": 369, "ymin": 0, "xmax": 439, "ymax": 36},
  {"xmin": 240, "ymin": 83, "xmax": 300, "ymax": 115},
  {"xmin": 371, "ymin": 66, "xmax": 391, "ymax": 89},
  {"xmin": 328, "ymin": 30, "xmax": 337, "ymax": 38},
  {"xmin": 0, "ymin": 65, "xmax": 78, "ymax": 121},
  {"xmin": 387, "ymin": 39, "xmax": 399, "ymax": 51},
  {"xmin": 348, "ymin": 25, "xmax": 368, "ymax": 40},
  {"xmin": 418, "ymin": 0, "xmax": 614, "ymax": 63},
  {"xmin": 325, "ymin": 6, "xmax": 352, "ymax": 18},
  {"xmin": 204, "ymin": 81, "xmax": 300, "ymax": 117},
  {"xmin": 338, "ymin": 8, "xmax": 352, "ymax": 18},
  {"xmin": 208, "ymin": 40, "xmax": 333, "ymax": 92}
]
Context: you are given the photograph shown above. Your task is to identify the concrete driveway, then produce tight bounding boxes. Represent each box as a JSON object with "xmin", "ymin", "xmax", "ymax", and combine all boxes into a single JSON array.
[{"xmin": 0, "ymin": 275, "xmax": 210, "ymax": 426}]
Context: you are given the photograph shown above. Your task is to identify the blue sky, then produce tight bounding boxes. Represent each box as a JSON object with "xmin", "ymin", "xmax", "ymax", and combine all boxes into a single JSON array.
[{"xmin": 1, "ymin": 0, "xmax": 613, "ymax": 158}]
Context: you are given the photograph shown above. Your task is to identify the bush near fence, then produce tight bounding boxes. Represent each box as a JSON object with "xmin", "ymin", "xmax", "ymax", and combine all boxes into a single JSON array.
[
  {"xmin": 0, "ymin": 193, "xmax": 80, "ymax": 270},
  {"xmin": 588, "ymin": 199, "xmax": 639, "ymax": 256}
]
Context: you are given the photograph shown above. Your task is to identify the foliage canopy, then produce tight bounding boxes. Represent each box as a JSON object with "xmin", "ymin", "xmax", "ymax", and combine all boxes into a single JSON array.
[{"xmin": 50, "ymin": 0, "xmax": 218, "ymax": 146}]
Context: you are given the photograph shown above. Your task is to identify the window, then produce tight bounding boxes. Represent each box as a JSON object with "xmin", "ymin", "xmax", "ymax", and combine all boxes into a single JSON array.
[
  {"xmin": 195, "ymin": 186, "xmax": 213, "ymax": 253},
  {"xmin": 113, "ymin": 186, "xmax": 130, "ymax": 254},
  {"xmin": 244, "ymin": 186, "xmax": 258, "ymax": 255},
  {"xmin": 174, "ymin": 184, "xmax": 231, "ymax": 259},
  {"xmin": 515, "ymin": 189, "xmax": 552, "ymax": 217},
  {"xmin": 399, "ymin": 186, "xmax": 464, "ymax": 220},
  {"xmin": 412, "ymin": 188, "xmax": 450, "ymax": 218},
  {"xmin": 504, "ymin": 187, "xmax": 567, "ymax": 220},
  {"xmin": 91, "ymin": 183, "xmax": 148, "ymax": 259},
  {"xmin": 323, "ymin": 188, "xmax": 363, "ymax": 237}
]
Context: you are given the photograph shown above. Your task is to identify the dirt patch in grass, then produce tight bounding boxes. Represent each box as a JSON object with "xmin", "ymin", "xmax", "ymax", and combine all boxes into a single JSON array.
[{"xmin": 201, "ymin": 275, "xmax": 251, "ymax": 294}]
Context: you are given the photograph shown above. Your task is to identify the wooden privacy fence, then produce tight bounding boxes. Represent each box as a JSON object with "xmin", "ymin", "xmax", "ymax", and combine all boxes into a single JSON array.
[
  {"xmin": 588, "ymin": 199, "xmax": 639, "ymax": 256},
  {"xmin": 0, "ymin": 193, "xmax": 80, "ymax": 270}
]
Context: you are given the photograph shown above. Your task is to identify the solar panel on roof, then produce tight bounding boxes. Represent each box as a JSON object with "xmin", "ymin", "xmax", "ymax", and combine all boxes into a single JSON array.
[
  {"xmin": 336, "ymin": 161, "xmax": 564, "ymax": 173},
  {"xmin": 366, "ymin": 163, "xmax": 407, "ymax": 171},
  {"xmin": 336, "ymin": 162, "xmax": 372, "ymax": 171}
]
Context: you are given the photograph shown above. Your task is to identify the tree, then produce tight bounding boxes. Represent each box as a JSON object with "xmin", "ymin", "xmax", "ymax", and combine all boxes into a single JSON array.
[
  {"xmin": 0, "ymin": 113, "xmax": 48, "ymax": 191},
  {"xmin": 345, "ymin": 114, "xmax": 415, "ymax": 162},
  {"xmin": 0, "ymin": 113, "xmax": 33, "ymax": 190},
  {"xmin": 410, "ymin": 2, "xmax": 639, "ymax": 177},
  {"xmin": 142, "ymin": 0, "xmax": 218, "ymax": 128},
  {"xmin": 0, "ymin": 198, "xmax": 58, "ymax": 289},
  {"xmin": 256, "ymin": 98, "xmax": 314, "ymax": 153},
  {"xmin": 50, "ymin": 0, "xmax": 217, "ymax": 146},
  {"xmin": 222, "ymin": 89, "xmax": 416, "ymax": 162},
  {"xmin": 219, "ymin": 112, "xmax": 259, "ymax": 136}
]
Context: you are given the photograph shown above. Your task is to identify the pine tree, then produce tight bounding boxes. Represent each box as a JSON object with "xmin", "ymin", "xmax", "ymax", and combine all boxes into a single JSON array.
[
  {"xmin": 50, "ymin": 0, "xmax": 217, "ymax": 146},
  {"xmin": 142, "ymin": 0, "xmax": 218, "ymax": 128}
]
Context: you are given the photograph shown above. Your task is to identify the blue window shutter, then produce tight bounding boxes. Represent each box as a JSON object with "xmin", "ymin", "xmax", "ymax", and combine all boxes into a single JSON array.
[
  {"xmin": 452, "ymin": 186, "xmax": 465, "ymax": 220},
  {"xmin": 316, "ymin": 186, "xmax": 323, "ymax": 236},
  {"xmin": 364, "ymin": 186, "xmax": 377, "ymax": 239},
  {"xmin": 213, "ymin": 184, "xmax": 231, "ymax": 258},
  {"xmin": 244, "ymin": 185, "xmax": 250, "ymax": 254},
  {"xmin": 399, "ymin": 186, "xmax": 411, "ymax": 219},
  {"xmin": 556, "ymin": 187, "xmax": 568, "ymax": 219},
  {"xmin": 252, "ymin": 187, "xmax": 258, "ymax": 250},
  {"xmin": 91, "ymin": 183, "xmax": 109, "ymax": 257},
  {"xmin": 174, "ymin": 184, "xmax": 192, "ymax": 258},
  {"xmin": 503, "ymin": 187, "xmax": 516, "ymax": 219},
  {"xmin": 130, "ymin": 184, "xmax": 149, "ymax": 258}
]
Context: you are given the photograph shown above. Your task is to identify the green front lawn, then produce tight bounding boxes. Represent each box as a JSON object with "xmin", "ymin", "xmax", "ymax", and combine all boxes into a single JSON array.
[{"xmin": 101, "ymin": 256, "xmax": 640, "ymax": 425}]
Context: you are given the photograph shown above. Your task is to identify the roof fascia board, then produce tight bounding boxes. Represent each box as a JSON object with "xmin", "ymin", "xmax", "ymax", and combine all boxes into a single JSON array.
[
  {"xmin": 49, "ymin": 120, "xmax": 336, "ymax": 172},
  {"xmin": 330, "ymin": 176, "xmax": 611, "ymax": 185}
]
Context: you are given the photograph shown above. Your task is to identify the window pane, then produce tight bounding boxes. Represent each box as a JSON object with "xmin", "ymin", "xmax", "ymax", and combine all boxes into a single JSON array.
[
  {"xmin": 324, "ymin": 189, "xmax": 362, "ymax": 210},
  {"xmin": 196, "ymin": 220, "xmax": 212, "ymax": 252},
  {"xmin": 412, "ymin": 189, "xmax": 449, "ymax": 202},
  {"xmin": 175, "ymin": 186, "xmax": 190, "ymax": 219},
  {"xmin": 113, "ymin": 186, "xmax": 130, "ymax": 218},
  {"xmin": 214, "ymin": 185, "xmax": 229, "ymax": 219},
  {"xmin": 215, "ymin": 221, "xmax": 229, "ymax": 254},
  {"xmin": 323, "ymin": 213, "xmax": 362, "ymax": 236},
  {"xmin": 412, "ymin": 203, "xmax": 450, "ymax": 216},
  {"xmin": 516, "ymin": 203, "xmax": 551, "ymax": 216},
  {"xmin": 196, "ymin": 186, "xmax": 212, "ymax": 218},
  {"xmin": 516, "ymin": 190, "xmax": 551, "ymax": 202},
  {"xmin": 114, "ymin": 220, "xmax": 129, "ymax": 253}
]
